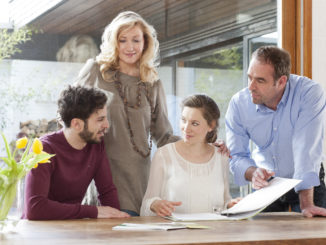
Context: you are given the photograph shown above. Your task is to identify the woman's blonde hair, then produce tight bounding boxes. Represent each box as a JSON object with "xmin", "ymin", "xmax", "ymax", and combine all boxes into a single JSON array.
[{"xmin": 96, "ymin": 11, "xmax": 159, "ymax": 83}]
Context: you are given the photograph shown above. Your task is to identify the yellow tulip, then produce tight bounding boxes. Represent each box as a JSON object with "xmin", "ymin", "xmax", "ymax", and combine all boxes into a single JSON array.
[
  {"xmin": 16, "ymin": 137, "xmax": 28, "ymax": 149},
  {"xmin": 32, "ymin": 138, "xmax": 43, "ymax": 154},
  {"xmin": 33, "ymin": 163, "xmax": 38, "ymax": 168}
]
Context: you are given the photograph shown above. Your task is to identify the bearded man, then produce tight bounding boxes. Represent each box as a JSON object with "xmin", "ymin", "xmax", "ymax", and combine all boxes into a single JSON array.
[{"xmin": 23, "ymin": 85, "xmax": 129, "ymax": 220}]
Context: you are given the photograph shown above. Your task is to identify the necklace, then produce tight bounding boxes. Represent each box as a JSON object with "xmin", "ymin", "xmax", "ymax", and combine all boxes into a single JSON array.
[{"xmin": 114, "ymin": 72, "xmax": 154, "ymax": 158}]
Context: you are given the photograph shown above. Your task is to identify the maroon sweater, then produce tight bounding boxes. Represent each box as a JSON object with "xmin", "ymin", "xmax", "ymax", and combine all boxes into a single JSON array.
[{"xmin": 23, "ymin": 130, "xmax": 120, "ymax": 220}]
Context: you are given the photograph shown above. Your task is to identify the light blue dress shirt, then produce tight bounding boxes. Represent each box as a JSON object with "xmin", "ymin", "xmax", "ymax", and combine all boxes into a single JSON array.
[{"xmin": 225, "ymin": 74, "xmax": 326, "ymax": 192}]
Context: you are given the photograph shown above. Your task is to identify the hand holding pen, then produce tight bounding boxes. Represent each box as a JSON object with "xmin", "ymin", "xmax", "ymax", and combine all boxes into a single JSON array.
[
  {"xmin": 245, "ymin": 166, "xmax": 275, "ymax": 190},
  {"xmin": 252, "ymin": 167, "xmax": 275, "ymax": 189}
]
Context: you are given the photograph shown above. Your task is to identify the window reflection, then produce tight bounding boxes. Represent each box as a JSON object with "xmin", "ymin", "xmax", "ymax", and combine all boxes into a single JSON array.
[
  {"xmin": 174, "ymin": 44, "xmax": 243, "ymax": 197},
  {"xmin": 1, "ymin": 0, "xmax": 278, "ymax": 199}
]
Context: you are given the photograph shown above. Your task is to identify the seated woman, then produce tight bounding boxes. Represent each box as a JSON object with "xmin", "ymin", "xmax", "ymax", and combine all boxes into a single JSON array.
[{"xmin": 140, "ymin": 94, "xmax": 239, "ymax": 217}]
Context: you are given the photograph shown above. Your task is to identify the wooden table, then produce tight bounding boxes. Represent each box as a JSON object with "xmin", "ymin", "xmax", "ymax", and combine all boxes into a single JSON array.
[{"xmin": 1, "ymin": 212, "xmax": 326, "ymax": 245}]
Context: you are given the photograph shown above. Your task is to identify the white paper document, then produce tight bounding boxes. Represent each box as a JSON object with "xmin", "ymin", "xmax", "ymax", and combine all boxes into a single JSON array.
[
  {"xmin": 166, "ymin": 212, "xmax": 238, "ymax": 221},
  {"xmin": 112, "ymin": 222, "xmax": 209, "ymax": 231},
  {"xmin": 167, "ymin": 177, "xmax": 302, "ymax": 221}
]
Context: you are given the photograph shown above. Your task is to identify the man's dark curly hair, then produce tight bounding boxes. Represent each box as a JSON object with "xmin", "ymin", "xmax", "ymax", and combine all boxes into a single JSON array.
[{"xmin": 58, "ymin": 85, "xmax": 107, "ymax": 127}]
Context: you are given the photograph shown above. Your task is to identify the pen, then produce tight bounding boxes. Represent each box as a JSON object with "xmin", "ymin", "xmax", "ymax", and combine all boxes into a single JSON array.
[{"xmin": 267, "ymin": 176, "xmax": 275, "ymax": 182}]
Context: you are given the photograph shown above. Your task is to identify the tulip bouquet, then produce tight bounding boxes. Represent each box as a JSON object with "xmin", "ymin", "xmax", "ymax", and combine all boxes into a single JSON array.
[{"xmin": 0, "ymin": 132, "xmax": 55, "ymax": 221}]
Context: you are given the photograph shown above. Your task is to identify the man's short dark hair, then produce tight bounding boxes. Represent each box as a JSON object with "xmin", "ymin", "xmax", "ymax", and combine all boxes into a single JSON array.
[
  {"xmin": 252, "ymin": 46, "xmax": 291, "ymax": 81},
  {"xmin": 58, "ymin": 85, "xmax": 107, "ymax": 127}
]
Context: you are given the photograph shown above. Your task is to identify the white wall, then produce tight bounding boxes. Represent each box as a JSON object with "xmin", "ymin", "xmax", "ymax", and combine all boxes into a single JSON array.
[
  {"xmin": 312, "ymin": 0, "xmax": 326, "ymax": 91},
  {"xmin": 0, "ymin": 60, "xmax": 83, "ymax": 145},
  {"xmin": 312, "ymin": 0, "xmax": 326, "ymax": 158}
]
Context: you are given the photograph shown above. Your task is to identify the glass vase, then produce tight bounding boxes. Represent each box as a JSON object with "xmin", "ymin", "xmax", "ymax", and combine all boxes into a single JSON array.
[{"xmin": 0, "ymin": 179, "xmax": 23, "ymax": 233}]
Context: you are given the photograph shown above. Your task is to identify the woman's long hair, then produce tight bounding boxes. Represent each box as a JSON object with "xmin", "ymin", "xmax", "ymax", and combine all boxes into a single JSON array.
[{"xmin": 96, "ymin": 11, "xmax": 159, "ymax": 84}]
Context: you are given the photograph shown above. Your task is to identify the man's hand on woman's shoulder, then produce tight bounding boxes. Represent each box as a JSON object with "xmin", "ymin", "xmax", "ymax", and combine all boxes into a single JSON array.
[{"xmin": 213, "ymin": 139, "xmax": 231, "ymax": 157}]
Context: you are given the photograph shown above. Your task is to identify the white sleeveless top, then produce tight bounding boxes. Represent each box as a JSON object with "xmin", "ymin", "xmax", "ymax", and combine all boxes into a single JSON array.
[{"xmin": 140, "ymin": 142, "xmax": 231, "ymax": 216}]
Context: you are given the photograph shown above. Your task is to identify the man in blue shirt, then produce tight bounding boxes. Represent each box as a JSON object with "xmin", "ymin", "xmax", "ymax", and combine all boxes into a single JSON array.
[{"xmin": 225, "ymin": 46, "xmax": 326, "ymax": 217}]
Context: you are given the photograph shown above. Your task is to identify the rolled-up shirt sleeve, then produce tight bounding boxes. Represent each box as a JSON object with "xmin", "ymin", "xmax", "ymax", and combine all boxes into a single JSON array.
[{"xmin": 292, "ymin": 82, "xmax": 326, "ymax": 192}]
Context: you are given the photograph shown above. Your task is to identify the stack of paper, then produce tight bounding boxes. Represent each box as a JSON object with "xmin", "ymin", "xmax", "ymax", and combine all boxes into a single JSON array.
[{"xmin": 166, "ymin": 213, "xmax": 237, "ymax": 221}]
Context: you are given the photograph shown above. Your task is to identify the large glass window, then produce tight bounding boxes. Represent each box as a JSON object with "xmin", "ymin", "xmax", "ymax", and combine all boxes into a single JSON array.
[
  {"xmin": 1, "ymin": 0, "xmax": 278, "ymax": 199},
  {"xmin": 176, "ymin": 43, "xmax": 243, "ymax": 139},
  {"xmin": 174, "ymin": 43, "xmax": 243, "ymax": 197}
]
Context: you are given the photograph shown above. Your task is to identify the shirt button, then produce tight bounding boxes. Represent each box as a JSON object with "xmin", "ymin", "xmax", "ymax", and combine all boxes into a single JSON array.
[{"xmin": 273, "ymin": 127, "xmax": 277, "ymax": 131}]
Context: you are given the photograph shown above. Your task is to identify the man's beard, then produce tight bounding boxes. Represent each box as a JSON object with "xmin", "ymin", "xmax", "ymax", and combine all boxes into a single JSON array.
[{"xmin": 79, "ymin": 121, "xmax": 103, "ymax": 144}]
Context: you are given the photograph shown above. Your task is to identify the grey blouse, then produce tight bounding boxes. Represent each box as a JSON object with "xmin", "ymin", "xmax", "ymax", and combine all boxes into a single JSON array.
[{"xmin": 76, "ymin": 59, "xmax": 179, "ymax": 213}]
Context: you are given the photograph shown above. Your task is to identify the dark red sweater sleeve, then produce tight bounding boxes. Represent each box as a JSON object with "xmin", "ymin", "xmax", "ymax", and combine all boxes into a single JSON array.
[
  {"xmin": 24, "ymin": 161, "xmax": 98, "ymax": 220},
  {"xmin": 23, "ymin": 131, "xmax": 120, "ymax": 220},
  {"xmin": 93, "ymin": 147, "xmax": 120, "ymax": 209},
  {"xmin": 23, "ymin": 133, "xmax": 98, "ymax": 220}
]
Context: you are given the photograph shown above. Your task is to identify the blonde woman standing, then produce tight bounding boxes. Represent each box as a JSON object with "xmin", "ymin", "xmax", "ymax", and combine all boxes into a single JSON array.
[{"xmin": 76, "ymin": 11, "xmax": 179, "ymax": 216}]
